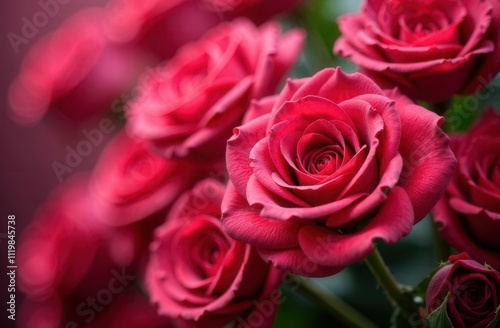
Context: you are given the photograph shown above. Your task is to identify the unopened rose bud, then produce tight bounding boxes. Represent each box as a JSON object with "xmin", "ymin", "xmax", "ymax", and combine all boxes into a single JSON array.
[{"xmin": 426, "ymin": 253, "xmax": 500, "ymax": 328}]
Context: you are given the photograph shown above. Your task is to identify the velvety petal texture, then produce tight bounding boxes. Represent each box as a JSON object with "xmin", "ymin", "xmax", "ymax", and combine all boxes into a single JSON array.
[
  {"xmin": 127, "ymin": 19, "xmax": 305, "ymax": 162},
  {"xmin": 426, "ymin": 253, "xmax": 500, "ymax": 328},
  {"xmin": 222, "ymin": 68, "xmax": 456, "ymax": 277},
  {"xmin": 433, "ymin": 110, "xmax": 500, "ymax": 270},
  {"xmin": 334, "ymin": 0, "xmax": 500, "ymax": 103},
  {"xmin": 146, "ymin": 179, "xmax": 283, "ymax": 328}
]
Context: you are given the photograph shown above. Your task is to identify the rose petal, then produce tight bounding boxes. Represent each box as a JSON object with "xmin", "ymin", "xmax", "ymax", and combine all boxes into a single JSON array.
[
  {"xmin": 298, "ymin": 186, "xmax": 414, "ymax": 267},
  {"xmin": 226, "ymin": 114, "xmax": 270, "ymax": 197},
  {"xmin": 390, "ymin": 89, "xmax": 457, "ymax": 222}
]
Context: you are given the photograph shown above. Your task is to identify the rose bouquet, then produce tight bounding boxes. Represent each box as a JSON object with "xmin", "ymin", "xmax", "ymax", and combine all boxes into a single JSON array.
[{"xmin": 8, "ymin": 0, "xmax": 500, "ymax": 327}]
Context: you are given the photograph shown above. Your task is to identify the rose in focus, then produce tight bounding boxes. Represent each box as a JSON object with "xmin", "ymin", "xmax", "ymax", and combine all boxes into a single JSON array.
[
  {"xmin": 426, "ymin": 253, "xmax": 500, "ymax": 328},
  {"xmin": 146, "ymin": 178, "xmax": 283, "ymax": 327},
  {"xmin": 433, "ymin": 110, "xmax": 500, "ymax": 270},
  {"xmin": 334, "ymin": 0, "xmax": 500, "ymax": 103},
  {"xmin": 222, "ymin": 68, "xmax": 456, "ymax": 276},
  {"xmin": 127, "ymin": 19, "xmax": 304, "ymax": 161}
]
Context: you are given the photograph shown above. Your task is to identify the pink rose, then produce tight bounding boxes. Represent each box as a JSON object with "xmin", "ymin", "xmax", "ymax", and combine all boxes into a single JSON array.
[
  {"xmin": 18, "ymin": 175, "xmax": 148, "ymax": 301},
  {"xmin": 426, "ymin": 253, "xmax": 500, "ymax": 328},
  {"xmin": 127, "ymin": 19, "xmax": 305, "ymax": 161},
  {"xmin": 8, "ymin": 8, "xmax": 150, "ymax": 124},
  {"xmin": 18, "ymin": 286, "xmax": 173, "ymax": 328},
  {"xmin": 18, "ymin": 176, "xmax": 101, "ymax": 299},
  {"xmin": 198, "ymin": 0, "xmax": 303, "ymax": 24},
  {"xmin": 334, "ymin": 0, "xmax": 500, "ymax": 103},
  {"xmin": 18, "ymin": 176, "xmax": 173, "ymax": 327},
  {"xmin": 222, "ymin": 68, "xmax": 456, "ymax": 277},
  {"xmin": 90, "ymin": 132, "xmax": 205, "ymax": 226},
  {"xmin": 104, "ymin": 0, "xmax": 221, "ymax": 59},
  {"xmin": 146, "ymin": 178, "xmax": 283, "ymax": 328},
  {"xmin": 433, "ymin": 110, "xmax": 500, "ymax": 270}
]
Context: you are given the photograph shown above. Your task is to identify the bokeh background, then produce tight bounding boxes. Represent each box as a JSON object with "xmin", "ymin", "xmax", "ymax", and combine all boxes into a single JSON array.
[{"xmin": 2, "ymin": 1, "xmax": 498, "ymax": 327}]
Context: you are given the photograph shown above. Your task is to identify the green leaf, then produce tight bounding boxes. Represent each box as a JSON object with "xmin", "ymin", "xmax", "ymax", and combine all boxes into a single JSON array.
[
  {"xmin": 427, "ymin": 293, "xmax": 453, "ymax": 328},
  {"xmin": 485, "ymin": 305, "xmax": 500, "ymax": 328}
]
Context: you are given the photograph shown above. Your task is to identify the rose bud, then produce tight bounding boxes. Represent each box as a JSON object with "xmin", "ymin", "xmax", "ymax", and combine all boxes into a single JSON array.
[
  {"xmin": 426, "ymin": 253, "xmax": 500, "ymax": 328},
  {"xmin": 334, "ymin": 0, "xmax": 500, "ymax": 103}
]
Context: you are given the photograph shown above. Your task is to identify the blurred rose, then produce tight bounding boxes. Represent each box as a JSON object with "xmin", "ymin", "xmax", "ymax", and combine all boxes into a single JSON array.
[
  {"xmin": 104, "ymin": 0, "xmax": 221, "ymax": 59},
  {"xmin": 8, "ymin": 8, "xmax": 150, "ymax": 125},
  {"xmin": 433, "ymin": 110, "xmax": 500, "ymax": 270},
  {"xmin": 90, "ymin": 132, "xmax": 206, "ymax": 226},
  {"xmin": 17, "ymin": 175, "xmax": 170, "ymax": 327},
  {"xmin": 18, "ymin": 173, "xmax": 154, "ymax": 301},
  {"xmin": 127, "ymin": 19, "xmax": 305, "ymax": 162},
  {"xmin": 198, "ymin": 0, "xmax": 303, "ymax": 24},
  {"xmin": 18, "ymin": 290, "xmax": 172, "ymax": 328},
  {"xmin": 18, "ymin": 175, "xmax": 101, "ymax": 299},
  {"xmin": 222, "ymin": 68, "xmax": 456, "ymax": 276},
  {"xmin": 8, "ymin": 1, "xmax": 221, "ymax": 126},
  {"xmin": 426, "ymin": 253, "xmax": 500, "ymax": 328},
  {"xmin": 146, "ymin": 178, "xmax": 283, "ymax": 328},
  {"xmin": 334, "ymin": 0, "xmax": 500, "ymax": 103}
]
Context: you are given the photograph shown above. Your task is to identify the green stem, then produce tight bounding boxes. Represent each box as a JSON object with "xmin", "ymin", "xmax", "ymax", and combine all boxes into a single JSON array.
[
  {"xmin": 432, "ymin": 220, "xmax": 452, "ymax": 263},
  {"xmin": 289, "ymin": 274, "xmax": 380, "ymax": 328},
  {"xmin": 364, "ymin": 247, "xmax": 415, "ymax": 315}
]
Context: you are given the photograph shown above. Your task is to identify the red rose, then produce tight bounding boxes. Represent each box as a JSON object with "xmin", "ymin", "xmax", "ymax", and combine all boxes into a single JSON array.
[
  {"xmin": 146, "ymin": 178, "xmax": 283, "ymax": 328},
  {"xmin": 334, "ymin": 0, "xmax": 500, "ymax": 103},
  {"xmin": 18, "ymin": 287, "xmax": 173, "ymax": 328},
  {"xmin": 433, "ymin": 110, "xmax": 500, "ymax": 270},
  {"xmin": 18, "ymin": 176, "xmax": 173, "ymax": 327},
  {"xmin": 18, "ymin": 176, "xmax": 101, "ymax": 299},
  {"xmin": 90, "ymin": 132, "xmax": 205, "ymax": 226},
  {"xmin": 127, "ymin": 19, "xmax": 305, "ymax": 161},
  {"xmin": 8, "ymin": 8, "xmax": 150, "ymax": 124},
  {"xmin": 222, "ymin": 68, "xmax": 456, "ymax": 277},
  {"xmin": 18, "ymin": 175, "xmax": 149, "ymax": 301},
  {"xmin": 104, "ymin": 0, "xmax": 221, "ymax": 59},
  {"xmin": 426, "ymin": 253, "xmax": 500, "ymax": 328},
  {"xmin": 198, "ymin": 0, "xmax": 303, "ymax": 24}
]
